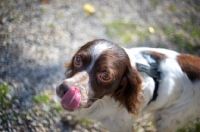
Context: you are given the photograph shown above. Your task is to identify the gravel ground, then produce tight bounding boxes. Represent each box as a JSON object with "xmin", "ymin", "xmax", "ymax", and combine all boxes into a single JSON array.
[{"xmin": 0, "ymin": 0, "xmax": 200, "ymax": 131}]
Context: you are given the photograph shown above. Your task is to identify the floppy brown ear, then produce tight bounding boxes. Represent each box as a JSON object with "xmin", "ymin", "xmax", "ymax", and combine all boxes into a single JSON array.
[{"xmin": 113, "ymin": 66, "xmax": 143, "ymax": 116}]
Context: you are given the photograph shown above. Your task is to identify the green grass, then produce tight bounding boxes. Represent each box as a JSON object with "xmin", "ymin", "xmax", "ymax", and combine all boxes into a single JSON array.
[
  {"xmin": 48, "ymin": 23, "xmax": 55, "ymax": 28},
  {"xmin": 168, "ymin": 5, "xmax": 177, "ymax": 12},
  {"xmin": 178, "ymin": 120, "xmax": 200, "ymax": 132},
  {"xmin": 56, "ymin": 12, "xmax": 63, "ymax": 19},
  {"xmin": 54, "ymin": 105, "xmax": 62, "ymax": 112},
  {"xmin": 162, "ymin": 21, "xmax": 200, "ymax": 54},
  {"xmin": 151, "ymin": 0, "xmax": 159, "ymax": 8},
  {"xmin": 106, "ymin": 18, "xmax": 200, "ymax": 54},
  {"xmin": 195, "ymin": 7, "xmax": 200, "ymax": 12},
  {"xmin": 32, "ymin": 93, "xmax": 52, "ymax": 104},
  {"xmin": 0, "ymin": 83, "xmax": 8, "ymax": 99},
  {"xmin": 171, "ymin": 32, "xmax": 197, "ymax": 53},
  {"xmin": 105, "ymin": 19, "xmax": 152, "ymax": 45},
  {"xmin": 0, "ymin": 83, "xmax": 12, "ymax": 110},
  {"xmin": 182, "ymin": 22, "xmax": 200, "ymax": 39},
  {"xmin": 81, "ymin": 118, "xmax": 92, "ymax": 126}
]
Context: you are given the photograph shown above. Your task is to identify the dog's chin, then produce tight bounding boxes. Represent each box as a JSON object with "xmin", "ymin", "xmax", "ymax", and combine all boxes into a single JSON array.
[
  {"xmin": 61, "ymin": 101, "xmax": 94, "ymax": 112},
  {"xmin": 80, "ymin": 100, "xmax": 95, "ymax": 109},
  {"xmin": 83, "ymin": 102, "xmax": 93, "ymax": 109}
]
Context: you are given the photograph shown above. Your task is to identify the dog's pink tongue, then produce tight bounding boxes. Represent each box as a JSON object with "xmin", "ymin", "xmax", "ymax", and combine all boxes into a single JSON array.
[{"xmin": 61, "ymin": 87, "xmax": 81, "ymax": 110}]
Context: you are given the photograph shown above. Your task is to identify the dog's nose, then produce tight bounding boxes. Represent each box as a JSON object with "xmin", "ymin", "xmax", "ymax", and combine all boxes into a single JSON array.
[{"xmin": 56, "ymin": 82, "xmax": 70, "ymax": 98}]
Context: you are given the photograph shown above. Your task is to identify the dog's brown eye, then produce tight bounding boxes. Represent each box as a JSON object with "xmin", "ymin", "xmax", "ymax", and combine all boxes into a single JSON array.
[
  {"xmin": 98, "ymin": 72, "xmax": 111, "ymax": 82},
  {"xmin": 102, "ymin": 73, "xmax": 110, "ymax": 80},
  {"xmin": 74, "ymin": 55, "xmax": 82, "ymax": 67}
]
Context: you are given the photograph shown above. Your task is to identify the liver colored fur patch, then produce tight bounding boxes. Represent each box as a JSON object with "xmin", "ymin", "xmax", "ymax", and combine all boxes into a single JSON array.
[
  {"xmin": 143, "ymin": 51, "xmax": 166, "ymax": 62},
  {"xmin": 177, "ymin": 54, "xmax": 200, "ymax": 82}
]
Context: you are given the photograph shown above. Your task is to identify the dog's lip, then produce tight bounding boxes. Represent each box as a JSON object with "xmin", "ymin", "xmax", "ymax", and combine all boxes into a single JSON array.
[
  {"xmin": 62, "ymin": 104, "xmax": 75, "ymax": 111},
  {"xmin": 83, "ymin": 98, "xmax": 98, "ymax": 109},
  {"xmin": 83, "ymin": 102, "xmax": 93, "ymax": 108}
]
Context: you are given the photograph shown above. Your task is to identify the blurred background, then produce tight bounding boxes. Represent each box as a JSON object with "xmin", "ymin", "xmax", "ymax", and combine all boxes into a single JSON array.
[{"xmin": 0, "ymin": 0, "xmax": 200, "ymax": 131}]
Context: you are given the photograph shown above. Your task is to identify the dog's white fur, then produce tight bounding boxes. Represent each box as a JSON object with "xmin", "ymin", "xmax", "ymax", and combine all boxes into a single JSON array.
[{"xmin": 59, "ymin": 41, "xmax": 200, "ymax": 132}]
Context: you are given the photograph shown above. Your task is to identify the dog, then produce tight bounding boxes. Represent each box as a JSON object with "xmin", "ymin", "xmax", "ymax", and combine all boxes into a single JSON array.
[{"xmin": 56, "ymin": 39, "xmax": 200, "ymax": 132}]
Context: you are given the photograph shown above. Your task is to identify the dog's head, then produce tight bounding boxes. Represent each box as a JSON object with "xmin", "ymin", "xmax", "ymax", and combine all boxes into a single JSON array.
[{"xmin": 56, "ymin": 39, "xmax": 142, "ymax": 115}]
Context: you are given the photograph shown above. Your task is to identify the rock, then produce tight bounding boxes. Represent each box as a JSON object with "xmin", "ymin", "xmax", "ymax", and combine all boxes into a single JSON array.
[
  {"xmin": 13, "ymin": 99, "xmax": 20, "ymax": 105},
  {"xmin": 7, "ymin": 121, "xmax": 11, "ymax": 128},
  {"xmin": 1, "ymin": 17, "xmax": 6, "ymax": 24},
  {"xmin": 17, "ymin": 117, "xmax": 23, "ymax": 124},
  {"xmin": 26, "ymin": 115, "xmax": 32, "ymax": 121},
  {"xmin": 31, "ymin": 121, "xmax": 37, "ymax": 126},
  {"xmin": 13, "ymin": 109, "xmax": 19, "ymax": 114},
  {"xmin": 5, "ymin": 94, "xmax": 12, "ymax": 100},
  {"xmin": 41, "ymin": 120, "xmax": 49, "ymax": 126},
  {"xmin": 67, "ymin": 115, "xmax": 73, "ymax": 120}
]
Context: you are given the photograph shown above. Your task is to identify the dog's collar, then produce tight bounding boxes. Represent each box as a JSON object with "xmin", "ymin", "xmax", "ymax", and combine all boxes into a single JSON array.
[{"xmin": 136, "ymin": 54, "xmax": 164, "ymax": 105}]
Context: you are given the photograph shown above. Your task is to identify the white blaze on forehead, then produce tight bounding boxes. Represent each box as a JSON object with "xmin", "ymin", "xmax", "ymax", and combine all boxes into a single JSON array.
[{"xmin": 87, "ymin": 41, "xmax": 113, "ymax": 71}]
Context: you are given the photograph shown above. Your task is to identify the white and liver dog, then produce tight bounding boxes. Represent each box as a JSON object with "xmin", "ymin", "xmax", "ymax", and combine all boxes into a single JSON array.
[{"xmin": 56, "ymin": 39, "xmax": 200, "ymax": 132}]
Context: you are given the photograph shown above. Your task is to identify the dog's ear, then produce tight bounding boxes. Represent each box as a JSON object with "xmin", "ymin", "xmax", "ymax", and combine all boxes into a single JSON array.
[{"xmin": 113, "ymin": 66, "xmax": 143, "ymax": 116}]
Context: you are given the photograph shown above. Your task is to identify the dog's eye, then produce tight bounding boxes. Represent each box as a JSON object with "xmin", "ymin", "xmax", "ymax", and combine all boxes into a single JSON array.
[
  {"xmin": 74, "ymin": 55, "xmax": 82, "ymax": 67},
  {"xmin": 98, "ymin": 72, "xmax": 111, "ymax": 82}
]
